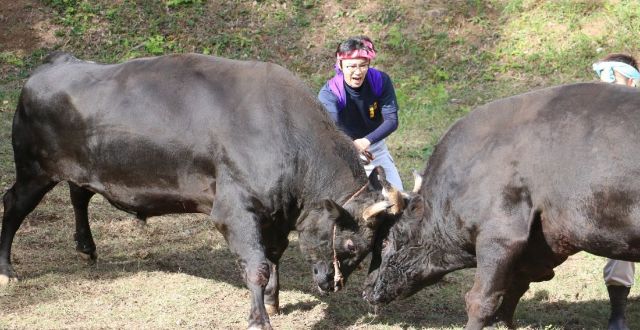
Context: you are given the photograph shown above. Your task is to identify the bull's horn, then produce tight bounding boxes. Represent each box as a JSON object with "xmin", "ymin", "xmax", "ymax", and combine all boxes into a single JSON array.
[
  {"xmin": 363, "ymin": 201, "xmax": 393, "ymax": 223},
  {"xmin": 412, "ymin": 169, "xmax": 423, "ymax": 194},
  {"xmin": 388, "ymin": 188, "xmax": 405, "ymax": 215},
  {"xmin": 375, "ymin": 166, "xmax": 405, "ymax": 214}
]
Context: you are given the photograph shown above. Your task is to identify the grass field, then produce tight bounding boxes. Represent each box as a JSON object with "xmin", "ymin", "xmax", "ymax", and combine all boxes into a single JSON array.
[{"xmin": 1, "ymin": 0, "xmax": 640, "ymax": 329}]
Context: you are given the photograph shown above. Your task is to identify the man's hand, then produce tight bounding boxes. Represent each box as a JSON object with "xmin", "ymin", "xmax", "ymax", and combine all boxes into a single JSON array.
[
  {"xmin": 354, "ymin": 138, "xmax": 373, "ymax": 164},
  {"xmin": 354, "ymin": 138, "xmax": 371, "ymax": 153}
]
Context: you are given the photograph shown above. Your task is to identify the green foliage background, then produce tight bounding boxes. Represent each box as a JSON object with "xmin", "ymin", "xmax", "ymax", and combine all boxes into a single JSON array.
[{"xmin": 3, "ymin": 0, "xmax": 639, "ymax": 183}]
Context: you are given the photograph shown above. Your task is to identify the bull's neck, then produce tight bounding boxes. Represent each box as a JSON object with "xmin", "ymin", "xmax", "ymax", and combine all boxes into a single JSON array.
[
  {"xmin": 293, "ymin": 150, "xmax": 367, "ymax": 230},
  {"xmin": 300, "ymin": 144, "xmax": 367, "ymax": 205},
  {"xmin": 420, "ymin": 200, "xmax": 477, "ymax": 275}
]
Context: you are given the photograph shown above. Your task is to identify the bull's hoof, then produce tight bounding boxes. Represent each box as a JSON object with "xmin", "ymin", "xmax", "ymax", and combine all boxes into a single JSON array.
[
  {"xmin": 135, "ymin": 217, "xmax": 147, "ymax": 227},
  {"xmin": 265, "ymin": 304, "xmax": 280, "ymax": 316},
  {"xmin": 247, "ymin": 322, "xmax": 272, "ymax": 330},
  {"xmin": 489, "ymin": 315, "xmax": 516, "ymax": 329},
  {"xmin": 608, "ymin": 318, "xmax": 630, "ymax": 330},
  {"xmin": 0, "ymin": 265, "xmax": 18, "ymax": 286},
  {"xmin": 77, "ymin": 250, "xmax": 98, "ymax": 265},
  {"xmin": 0, "ymin": 274, "xmax": 17, "ymax": 286},
  {"xmin": 75, "ymin": 239, "xmax": 97, "ymax": 265}
]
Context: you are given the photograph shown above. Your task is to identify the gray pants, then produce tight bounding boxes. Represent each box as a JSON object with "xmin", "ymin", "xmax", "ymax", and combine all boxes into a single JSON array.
[
  {"xmin": 364, "ymin": 140, "xmax": 404, "ymax": 190},
  {"xmin": 604, "ymin": 259, "xmax": 635, "ymax": 287}
]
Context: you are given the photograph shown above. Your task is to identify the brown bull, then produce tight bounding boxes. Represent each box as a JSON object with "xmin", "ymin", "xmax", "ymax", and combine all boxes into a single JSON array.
[{"xmin": 364, "ymin": 82, "xmax": 640, "ymax": 329}]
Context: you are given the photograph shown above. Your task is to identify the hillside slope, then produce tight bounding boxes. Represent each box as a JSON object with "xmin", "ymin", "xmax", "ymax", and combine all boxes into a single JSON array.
[{"xmin": 2, "ymin": 1, "xmax": 639, "ymax": 179}]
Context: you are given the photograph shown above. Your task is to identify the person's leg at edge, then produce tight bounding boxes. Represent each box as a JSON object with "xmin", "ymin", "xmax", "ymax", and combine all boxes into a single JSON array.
[{"xmin": 604, "ymin": 259, "xmax": 634, "ymax": 330}]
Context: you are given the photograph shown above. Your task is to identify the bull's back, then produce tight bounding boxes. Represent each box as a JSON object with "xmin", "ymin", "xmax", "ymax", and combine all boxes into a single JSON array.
[
  {"xmin": 425, "ymin": 83, "xmax": 640, "ymax": 257},
  {"xmin": 14, "ymin": 54, "xmax": 329, "ymax": 216},
  {"xmin": 444, "ymin": 83, "xmax": 640, "ymax": 187}
]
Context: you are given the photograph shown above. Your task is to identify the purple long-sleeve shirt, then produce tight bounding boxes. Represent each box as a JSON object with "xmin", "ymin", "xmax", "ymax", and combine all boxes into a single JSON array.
[{"xmin": 318, "ymin": 71, "xmax": 399, "ymax": 144}]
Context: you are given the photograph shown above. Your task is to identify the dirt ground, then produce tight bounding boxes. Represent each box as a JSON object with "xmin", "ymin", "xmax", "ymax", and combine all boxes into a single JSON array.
[{"xmin": 0, "ymin": 0, "xmax": 58, "ymax": 54}]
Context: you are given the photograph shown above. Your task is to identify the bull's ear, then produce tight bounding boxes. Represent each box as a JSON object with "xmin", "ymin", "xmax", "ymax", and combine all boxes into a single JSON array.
[
  {"xmin": 367, "ymin": 166, "xmax": 384, "ymax": 191},
  {"xmin": 323, "ymin": 199, "xmax": 342, "ymax": 219},
  {"xmin": 322, "ymin": 199, "xmax": 357, "ymax": 230},
  {"xmin": 406, "ymin": 195, "xmax": 425, "ymax": 218}
]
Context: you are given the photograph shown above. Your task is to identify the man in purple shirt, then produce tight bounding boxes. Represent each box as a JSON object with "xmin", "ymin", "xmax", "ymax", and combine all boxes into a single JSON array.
[{"xmin": 318, "ymin": 36, "xmax": 403, "ymax": 190}]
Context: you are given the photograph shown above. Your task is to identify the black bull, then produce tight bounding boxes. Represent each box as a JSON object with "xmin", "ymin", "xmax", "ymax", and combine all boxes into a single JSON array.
[
  {"xmin": 365, "ymin": 82, "xmax": 640, "ymax": 329},
  {"xmin": 0, "ymin": 52, "xmax": 400, "ymax": 330}
]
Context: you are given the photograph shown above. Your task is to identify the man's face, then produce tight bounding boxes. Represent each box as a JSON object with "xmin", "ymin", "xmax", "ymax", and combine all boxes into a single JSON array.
[
  {"xmin": 341, "ymin": 58, "xmax": 370, "ymax": 88},
  {"xmin": 600, "ymin": 70, "xmax": 635, "ymax": 87}
]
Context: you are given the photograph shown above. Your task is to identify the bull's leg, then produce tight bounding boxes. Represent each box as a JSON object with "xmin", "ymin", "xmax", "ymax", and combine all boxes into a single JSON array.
[
  {"xmin": 68, "ymin": 183, "xmax": 97, "ymax": 263},
  {"xmin": 229, "ymin": 227, "xmax": 273, "ymax": 330},
  {"xmin": 212, "ymin": 196, "xmax": 273, "ymax": 330},
  {"xmin": 263, "ymin": 260, "xmax": 280, "ymax": 316},
  {"xmin": 464, "ymin": 239, "xmax": 527, "ymax": 330},
  {"xmin": 0, "ymin": 176, "xmax": 57, "ymax": 284},
  {"xmin": 491, "ymin": 277, "xmax": 530, "ymax": 328},
  {"xmin": 263, "ymin": 236, "xmax": 289, "ymax": 316},
  {"xmin": 493, "ymin": 263, "xmax": 556, "ymax": 328}
]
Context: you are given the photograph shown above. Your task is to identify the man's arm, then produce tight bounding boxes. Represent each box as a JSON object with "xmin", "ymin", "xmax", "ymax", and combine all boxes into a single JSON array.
[
  {"xmin": 365, "ymin": 73, "xmax": 399, "ymax": 144},
  {"xmin": 318, "ymin": 84, "xmax": 340, "ymax": 122}
]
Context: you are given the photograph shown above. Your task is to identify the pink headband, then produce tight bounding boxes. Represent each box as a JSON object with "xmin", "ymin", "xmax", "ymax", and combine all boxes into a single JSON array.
[
  {"xmin": 336, "ymin": 40, "xmax": 376, "ymax": 66},
  {"xmin": 336, "ymin": 49, "xmax": 376, "ymax": 61}
]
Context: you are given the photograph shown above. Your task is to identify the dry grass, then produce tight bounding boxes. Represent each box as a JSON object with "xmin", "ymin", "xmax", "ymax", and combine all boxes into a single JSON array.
[{"xmin": 1, "ymin": 181, "xmax": 639, "ymax": 329}]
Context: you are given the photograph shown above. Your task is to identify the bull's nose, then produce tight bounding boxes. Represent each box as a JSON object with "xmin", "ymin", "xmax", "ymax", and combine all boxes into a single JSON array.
[
  {"xmin": 315, "ymin": 275, "xmax": 334, "ymax": 292},
  {"xmin": 362, "ymin": 290, "xmax": 378, "ymax": 304},
  {"xmin": 362, "ymin": 286, "xmax": 384, "ymax": 304},
  {"xmin": 312, "ymin": 264, "xmax": 335, "ymax": 292},
  {"xmin": 371, "ymin": 291, "xmax": 390, "ymax": 304},
  {"xmin": 317, "ymin": 279, "xmax": 334, "ymax": 292}
]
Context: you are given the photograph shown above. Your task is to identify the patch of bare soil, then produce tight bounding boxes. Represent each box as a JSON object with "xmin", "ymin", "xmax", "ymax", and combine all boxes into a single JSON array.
[{"xmin": 0, "ymin": 0, "xmax": 59, "ymax": 54}]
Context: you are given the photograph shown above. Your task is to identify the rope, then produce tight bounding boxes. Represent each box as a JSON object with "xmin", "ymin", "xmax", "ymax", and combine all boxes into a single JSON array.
[{"xmin": 332, "ymin": 223, "xmax": 344, "ymax": 292}]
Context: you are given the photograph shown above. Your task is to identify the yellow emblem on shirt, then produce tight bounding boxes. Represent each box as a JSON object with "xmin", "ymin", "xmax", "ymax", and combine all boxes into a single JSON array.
[{"xmin": 369, "ymin": 101, "xmax": 378, "ymax": 119}]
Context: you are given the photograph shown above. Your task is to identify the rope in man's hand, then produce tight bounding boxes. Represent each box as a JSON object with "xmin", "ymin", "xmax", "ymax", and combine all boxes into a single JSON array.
[{"xmin": 360, "ymin": 150, "xmax": 374, "ymax": 164}]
